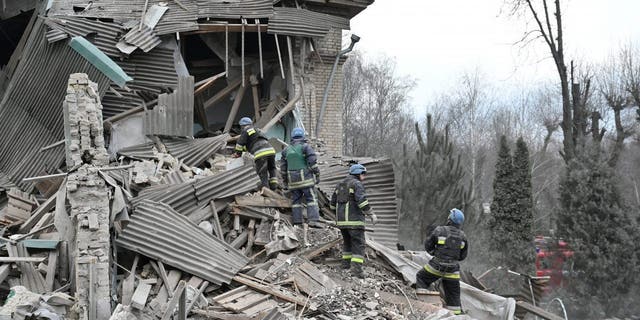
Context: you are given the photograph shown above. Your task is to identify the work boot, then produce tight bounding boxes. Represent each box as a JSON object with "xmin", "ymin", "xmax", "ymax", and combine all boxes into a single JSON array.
[
  {"xmin": 341, "ymin": 259, "xmax": 351, "ymax": 270},
  {"xmin": 352, "ymin": 263, "xmax": 365, "ymax": 279}
]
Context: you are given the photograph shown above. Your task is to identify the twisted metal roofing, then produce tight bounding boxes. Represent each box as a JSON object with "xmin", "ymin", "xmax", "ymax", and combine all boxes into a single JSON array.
[
  {"xmin": 116, "ymin": 200, "xmax": 248, "ymax": 285},
  {"xmin": 144, "ymin": 76, "xmax": 194, "ymax": 137},
  {"xmin": 0, "ymin": 20, "xmax": 110, "ymax": 190},
  {"xmin": 268, "ymin": 7, "xmax": 349, "ymax": 38}
]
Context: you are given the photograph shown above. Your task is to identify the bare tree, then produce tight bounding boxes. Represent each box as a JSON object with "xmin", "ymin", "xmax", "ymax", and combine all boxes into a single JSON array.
[
  {"xmin": 342, "ymin": 52, "xmax": 416, "ymax": 157},
  {"xmin": 508, "ymin": 0, "xmax": 576, "ymax": 161}
]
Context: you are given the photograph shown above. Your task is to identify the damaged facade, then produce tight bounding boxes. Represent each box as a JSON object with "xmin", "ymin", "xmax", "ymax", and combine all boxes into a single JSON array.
[{"xmin": 0, "ymin": 1, "xmax": 556, "ymax": 320}]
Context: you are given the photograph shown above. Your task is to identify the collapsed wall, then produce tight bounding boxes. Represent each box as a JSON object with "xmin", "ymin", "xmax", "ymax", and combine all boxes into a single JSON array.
[{"xmin": 63, "ymin": 73, "xmax": 111, "ymax": 319}]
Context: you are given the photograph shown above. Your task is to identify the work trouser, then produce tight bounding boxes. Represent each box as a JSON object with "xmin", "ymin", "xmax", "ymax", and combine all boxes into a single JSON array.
[
  {"xmin": 290, "ymin": 187, "xmax": 319, "ymax": 224},
  {"xmin": 340, "ymin": 228, "xmax": 365, "ymax": 265},
  {"xmin": 254, "ymin": 155, "xmax": 277, "ymax": 189},
  {"xmin": 416, "ymin": 267, "xmax": 462, "ymax": 314}
]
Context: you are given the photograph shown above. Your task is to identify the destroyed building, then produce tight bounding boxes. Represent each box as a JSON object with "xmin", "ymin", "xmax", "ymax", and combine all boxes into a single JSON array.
[{"xmin": 0, "ymin": 1, "xmax": 561, "ymax": 320}]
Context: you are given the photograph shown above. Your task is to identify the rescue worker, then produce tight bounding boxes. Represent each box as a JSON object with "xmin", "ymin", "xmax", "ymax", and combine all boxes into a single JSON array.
[
  {"xmin": 233, "ymin": 117, "xmax": 278, "ymax": 190},
  {"xmin": 330, "ymin": 164, "xmax": 378, "ymax": 279},
  {"xmin": 280, "ymin": 128, "xmax": 322, "ymax": 228},
  {"xmin": 416, "ymin": 208, "xmax": 468, "ymax": 315}
]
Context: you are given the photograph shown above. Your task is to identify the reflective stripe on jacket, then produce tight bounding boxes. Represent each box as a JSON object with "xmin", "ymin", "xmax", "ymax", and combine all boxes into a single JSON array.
[{"xmin": 330, "ymin": 175, "xmax": 370, "ymax": 228}]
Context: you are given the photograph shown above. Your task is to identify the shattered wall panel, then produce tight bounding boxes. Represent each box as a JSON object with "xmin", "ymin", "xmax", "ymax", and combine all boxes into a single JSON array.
[
  {"xmin": 117, "ymin": 200, "xmax": 249, "ymax": 285},
  {"xmin": 0, "ymin": 20, "xmax": 109, "ymax": 189},
  {"xmin": 317, "ymin": 158, "xmax": 399, "ymax": 248},
  {"xmin": 144, "ymin": 76, "xmax": 194, "ymax": 137},
  {"xmin": 268, "ymin": 7, "xmax": 349, "ymax": 38},
  {"xmin": 197, "ymin": 0, "xmax": 273, "ymax": 19}
]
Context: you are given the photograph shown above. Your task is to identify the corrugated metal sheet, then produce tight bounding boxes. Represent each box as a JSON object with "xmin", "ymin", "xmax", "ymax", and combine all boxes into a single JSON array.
[
  {"xmin": 268, "ymin": 7, "xmax": 349, "ymax": 38},
  {"xmin": 43, "ymin": 16, "xmax": 123, "ymax": 57},
  {"xmin": 317, "ymin": 158, "xmax": 399, "ymax": 249},
  {"xmin": 161, "ymin": 170, "xmax": 188, "ymax": 185},
  {"xmin": 122, "ymin": 47, "xmax": 179, "ymax": 88},
  {"xmin": 116, "ymin": 142, "xmax": 157, "ymax": 161},
  {"xmin": 193, "ymin": 164, "xmax": 260, "ymax": 202},
  {"xmin": 131, "ymin": 163, "xmax": 259, "ymax": 215},
  {"xmin": 118, "ymin": 134, "xmax": 228, "ymax": 167},
  {"xmin": 102, "ymin": 87, "xmax": 145, "ymax": 118},
  {"xmin": 123, "ymin": 26, "xmax": 162, "ymax": 53},
  {"xmin": 197, "ymin": 0, "xmax": 273, "ymax": 19},
  {"xmin": 48, "ymin": 0, "xmax": 198, "ymax": 35},
  {"xmin": 162, "ymin": 134, "xmax": 229, "ymax": 167},
  {"xmin": 0, "ymin": 19, "xmax": 110, "ymax": 190},
  {"xmin": 144, "ymin": 76, "xmax": 194, "ymax": 137},
  {"xmin": 117, "ymin": 200, "xmax": 248, "ymax": 285},
  {"xmin": 45, "ymin": 27, "xmax": 68, "ymax": 43}
]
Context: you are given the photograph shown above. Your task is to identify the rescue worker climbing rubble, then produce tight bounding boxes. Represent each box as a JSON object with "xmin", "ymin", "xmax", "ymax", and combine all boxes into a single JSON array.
[
  {"xmin": 330, "ymin": 163, "xmax": 378, "ymax": 279},
  {"xmin": 233, "ymin": 117, "xmax": 278, "ymax": 190},
  {"xmin": 280, "ymin": 128, "xmax": 322, "ymax": 228},
  {"xmin": 416, "ymin": 208, "xmax": 468, "ymax": 315}
]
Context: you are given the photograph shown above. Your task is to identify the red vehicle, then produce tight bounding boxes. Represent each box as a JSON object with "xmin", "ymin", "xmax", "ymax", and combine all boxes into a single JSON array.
[{"xmin": 534, "ymin": 236, "xmax": 574, "ymax": 288}]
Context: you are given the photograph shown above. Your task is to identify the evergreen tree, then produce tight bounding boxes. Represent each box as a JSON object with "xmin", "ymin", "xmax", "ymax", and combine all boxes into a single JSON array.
[
  {"xmin": 511, "ymin": 137, "xmax": 535, "ymax": 272},
  {"xmin": 558, "ymin": 144, "xmax": 640, "ymax": 317},
  {"xmin": 397, "ymin": 115, "xmax": 471, "ymax": 248},
  {"xmin": 488, "ymin": 136, "xmax": 517, "ymax": 267}
]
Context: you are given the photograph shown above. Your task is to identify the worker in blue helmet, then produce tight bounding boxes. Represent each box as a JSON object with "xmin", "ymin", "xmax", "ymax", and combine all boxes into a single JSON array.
[
  {"xmin": 280, "ymin": 127, "xmax": 322, "ymax": 228},
  {"xmin": 415, "ymin": 208, "xmax": 468, "ymax": 315},
  {"xmin": 233, "ymin": 117, "xmax": 278, "ymax": 190},
  {"xmin": 330, "ymin": 163, "xmax": 378, "ymax": 279}
]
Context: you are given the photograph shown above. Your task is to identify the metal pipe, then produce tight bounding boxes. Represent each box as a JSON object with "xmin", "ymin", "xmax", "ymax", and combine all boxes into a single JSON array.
[{"xmin": 315, "ymin": 34, "xmax": 360, "ymax": 138}]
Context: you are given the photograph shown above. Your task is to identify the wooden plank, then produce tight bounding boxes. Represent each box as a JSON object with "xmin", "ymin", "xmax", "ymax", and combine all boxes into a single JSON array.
[
  {"xmin": 516, "ymin": 301, "xmax": 565, "ymax": 320},
  {"xmin": 157, "ymin": 261, "xmax": 173, "ymax": 298},
  {"xmin": 232, "ymin": 275, "xmax": 312, "ymax": 310},
  {"xmin": 235, "ymin": 195, "xmax": 291, "ymax": 208},
  {"xmin": 122, "ymin": 254, "xmax": 139, "ymax": 305},
  {"xmin": 301, "ymin": 238, "xmax": 341, "ymax": 260},
  {"xmin": 131, "ymin": 283, "xmax": 153, "ymax": 310},
  {"xmin": 45, "ymin": 250, "xmax": 58, "ymax": 291},
  {"xmin": 223, "ymin": 82, "xmax": 247, "ymax": 133},
  {"xmin": 0, "ymin": 257, "xmax": 47, "ymax": 263},
  {"xmin": 160, "ymin": 280, "xmax": 187, "ymax": 320},
  {"xmin": 0, "ymin": 264, "xmax": 11, "ymax": 284},
  {"xmin": 230, "ymin": 230, "xmax": 248, "ymax": 249},
  {"xmin": 19, "ymin": 239, "xmax": 59, "ymax": 249},
  {"xmin": 19, "ymin": 194, "xmax": 56, "ymax": 233},
  {"xmin": 203, "ymin": 78, "xmax": 242, "ymax": 110},
  {"xmin": 210, "ymin": 201, "xmax": 224, "ymax": 240},
  {"xmin": 227, "ymin": 293, "xmax": 268, "ymax": 312},
  {"xmin": 217, "ymin": 289, "xmax": 252, "ymax": 305},
  {"xmin": 245, "ymin": 219, "xmax": 256, "ymax": 255},
  {"xmin": 213, "ymin": 285, "xmax": 248, "ymax": 303}
]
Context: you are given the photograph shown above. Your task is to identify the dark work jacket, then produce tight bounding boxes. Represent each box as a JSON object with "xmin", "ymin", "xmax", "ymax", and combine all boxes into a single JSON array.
[
  {"xmin": 425, "ymin": 224, "xmax": 468, "ymax": 273},
  {"xmin": 234, "ymin": 126, "xmax": 275, "ymax": 159},
  {"xmin": 330, "ymin": 175, "xmax": 371, "ymax": 229}
]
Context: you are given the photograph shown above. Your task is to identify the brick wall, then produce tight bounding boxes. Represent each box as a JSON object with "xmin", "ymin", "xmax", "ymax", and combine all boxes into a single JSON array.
[{"xmin": 305, "ymin": 28, "xmax": 344, "ymax": 156}]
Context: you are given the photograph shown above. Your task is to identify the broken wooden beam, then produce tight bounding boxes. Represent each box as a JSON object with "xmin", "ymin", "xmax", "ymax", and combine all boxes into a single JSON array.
[{"xmin": 232, "ymin": 274, "xmax": 313, "ymax": 310}]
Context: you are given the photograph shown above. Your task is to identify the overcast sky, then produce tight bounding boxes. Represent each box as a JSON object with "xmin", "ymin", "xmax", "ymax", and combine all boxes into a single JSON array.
[{"xmin": 346, "ymin": 0, "xmax": 640, "ymax": 116}]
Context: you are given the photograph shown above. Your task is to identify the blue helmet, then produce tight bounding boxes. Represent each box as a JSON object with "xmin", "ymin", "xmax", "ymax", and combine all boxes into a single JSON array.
[
  {"xmin": 448, "ymin": 208, "xmax": 464, "ymax": 226},
  {"xmin": 291, "ymin": 127, "xmax": 305, "ymax": 139},
  {"xmin": 349, "ymin": 164, "xmax": 367, "ymax": 175},
  {"xmin": 239, "ymin": 117, "xmax": 253, "ymax": 126}
]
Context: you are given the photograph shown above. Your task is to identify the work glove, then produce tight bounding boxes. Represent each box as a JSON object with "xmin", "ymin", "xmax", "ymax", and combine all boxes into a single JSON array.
[
  {"xmin": 370, "ymin": 213, "xmax": 378, "ymax": 225},
  {"xmin": 367, "ymin": 210, "xmax": 378, "ymax": 225},
  {"xmin": 314, "ymin": 174, "xmax": 320, "ymax": 184}
]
